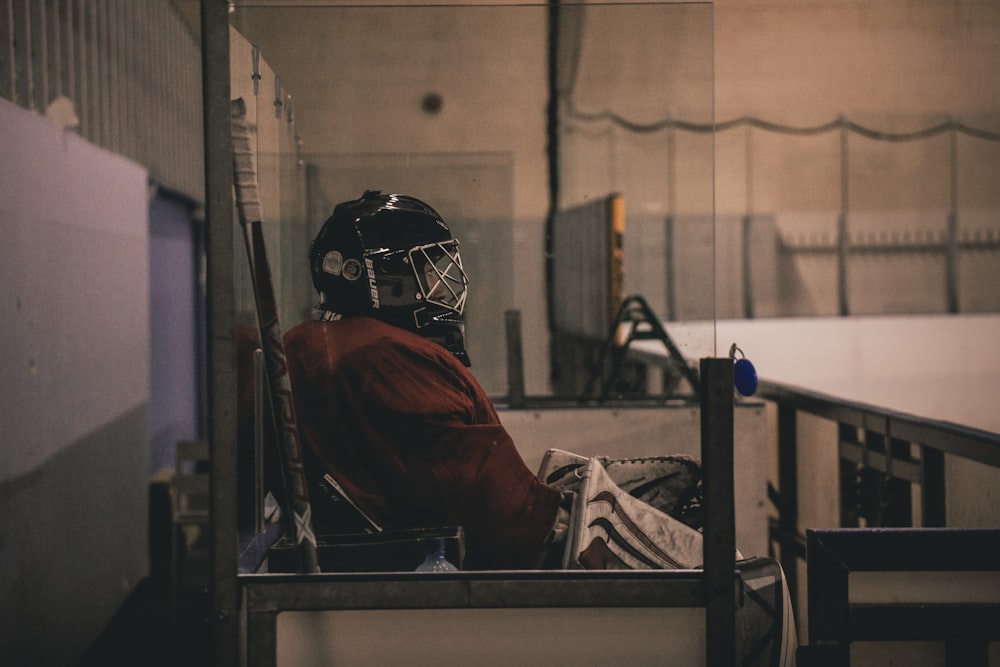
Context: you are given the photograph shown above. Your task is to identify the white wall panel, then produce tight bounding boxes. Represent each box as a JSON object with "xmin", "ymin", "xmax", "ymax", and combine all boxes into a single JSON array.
[{"xmin": 0, "ymin": 97, "xmax": 150, "ymax": 666}]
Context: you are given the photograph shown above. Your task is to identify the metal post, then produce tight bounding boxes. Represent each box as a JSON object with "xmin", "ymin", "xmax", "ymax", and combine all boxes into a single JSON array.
[
  {"xmin": 742, "ymin": 214, "xmax": 754, "ymax": 319},
  {"xmin": 946, "ymin": 122, "xmax": 959, "ymax": 313},
  {"xmin": 839, "ymin": 423, "xmax": 860, "ymax": 526},
  {"xmin": 838, "ymin": 118, "xmax": 850, "ymax": 316},
  {"xmin": 665, "ymin": 122, "xmax": 677, "ymax": 321},
  {"xmin": 776, "ymin": 403, "xmax": 799, "ymax": 606},
  {"xmin": 504, "ymin": 309, "xmax": 526, "ymax": 409},
  {"xmin": 701, "ymin": 357, "xmax": 736, "ymax": 667},
  {"xmin": 201, "ymin": 0, "xmax": 239, "ymax": 664},
  {"xmin": 544, "ymin": 0, "xmax": 560, "ymax": 385},
  {"xmin": 921, "ymin": 445, "xmax": 946, "ymax": 527},
  {"xmin": 246, "ymin": 608, "xmax": 279, "ymax": 667},
  {"xmin": 886, "ymin": 436, "xmax": 914, "ymax": 526},
  {"xmin": 665, "ymin": 215, "xmax": 677, "ymax": 321},
  {"xmin": 743, "ymin": 124, "xmax": 755, "ymax": 319}
]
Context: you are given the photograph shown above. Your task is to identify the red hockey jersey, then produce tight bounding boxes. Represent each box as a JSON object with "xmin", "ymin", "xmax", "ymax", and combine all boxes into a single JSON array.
[{"xmin": 283, "ymin": 316, "xmax": 562, "ymax": 570}]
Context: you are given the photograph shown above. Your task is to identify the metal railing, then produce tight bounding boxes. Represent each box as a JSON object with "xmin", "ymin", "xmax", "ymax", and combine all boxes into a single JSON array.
[{"xmin": 757, "ymin": 379, "xmax": 1000, "ymax": 607}]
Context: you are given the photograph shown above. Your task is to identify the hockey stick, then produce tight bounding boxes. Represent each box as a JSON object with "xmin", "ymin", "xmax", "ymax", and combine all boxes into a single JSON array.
[
  {"xmin": 231, "ymin": 99, "xmax": 384, "ymax": 544},
  {"xmin": 230, "ymin": 97, "xmax": 320, "ymax": 573}
]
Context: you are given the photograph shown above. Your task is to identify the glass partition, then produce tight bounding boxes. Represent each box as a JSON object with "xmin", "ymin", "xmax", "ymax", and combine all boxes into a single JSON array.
[
  {"xmin": 556, "ymin": 2, "xmax": 716, "ymax": 320},
  {"xmin": 219, "ymin": 3, "xmax": 724, "ymax": 662},
  {"xmin": 227, "ymin": 0, "xmax": 719, "ymax": 565},
  {"xmin": 229, "ymin": 1, "xmax": 717, "ymax": 404},
  {"xmin": 226, "ymin": 0, "xmax": 719, "ymax": 553}
]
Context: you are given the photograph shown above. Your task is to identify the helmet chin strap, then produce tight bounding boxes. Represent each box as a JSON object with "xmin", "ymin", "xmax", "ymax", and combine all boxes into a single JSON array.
[
  {"xmin": 402, "ymin": 308, "xmax": 471, "ymax": 367},
  {"xmin": 424, "ymin": 320, "xmax": 471, "ymax": 367},
  {"xmin": 435, "ymin": 333, "xmax": 471, "ymax": 367}
]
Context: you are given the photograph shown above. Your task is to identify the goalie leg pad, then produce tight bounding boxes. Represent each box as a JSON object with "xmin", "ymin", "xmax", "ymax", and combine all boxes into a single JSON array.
[
  {"xmin": 539, "ymin": 448, "xmax": 703, "ymax": 529},
  {"xmin": 563, "ymin": 458, "xmax": 704, "ymax": 570}
]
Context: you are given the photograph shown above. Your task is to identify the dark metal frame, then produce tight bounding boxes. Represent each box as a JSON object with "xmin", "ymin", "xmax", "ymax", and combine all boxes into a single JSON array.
[
  {"xmin": 242, "ymin": 571, "xmax": 705, "ymax": 666},
  {"xmin": 802, "ymin": 528, "xmax": 1000, "ymax": 666},
  {"xmin": 758, "ymin": 380, "xmax": 1000, "ymax": 629},
  {"xmin": 201, "ymin": 1, "xmax": 239, "ymax": 664},
  {"xmin": 701, "ymin": 358, "xmax": 737, "ymax": 667}
]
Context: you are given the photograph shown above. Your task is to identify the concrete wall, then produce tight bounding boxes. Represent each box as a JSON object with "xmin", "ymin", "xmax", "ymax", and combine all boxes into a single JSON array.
[
  {"xmin": 714, "ymin": 0, "xmax": 1000, "ymax": 213},
  {"xmin": 0, "ymin": 99, "xmax": 150, "ymax": 666}
]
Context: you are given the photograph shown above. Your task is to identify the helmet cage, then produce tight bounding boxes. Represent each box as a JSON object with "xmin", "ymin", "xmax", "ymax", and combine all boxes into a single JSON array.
[{"xmin": 409, "ymin": 240, "xmax": 467, "ymax": 316}]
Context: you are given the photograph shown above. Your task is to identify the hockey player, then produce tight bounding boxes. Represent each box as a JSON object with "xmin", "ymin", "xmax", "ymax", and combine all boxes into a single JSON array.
[
  {"xmin": 282, "ymin": 190, "xmax": 704, "ymax": 570},
  {"xmin": 269, "ymin": 191, "xmax": 796, "ymax": 661},
  {"xmin": 287, "ymin": 191, "xmax": 564, "ymax": 569}
]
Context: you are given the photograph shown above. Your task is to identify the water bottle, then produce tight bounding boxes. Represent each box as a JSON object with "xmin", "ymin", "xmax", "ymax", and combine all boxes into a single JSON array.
[{"xmin": 415, "ymin": 537, "xmax": 458, "ymax": 572}]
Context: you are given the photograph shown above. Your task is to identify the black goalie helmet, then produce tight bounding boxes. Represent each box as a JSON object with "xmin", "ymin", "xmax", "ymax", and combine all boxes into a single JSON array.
[{"xmin": 310, "ymin": 190, "xmax": 471, "ymax": 365}]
